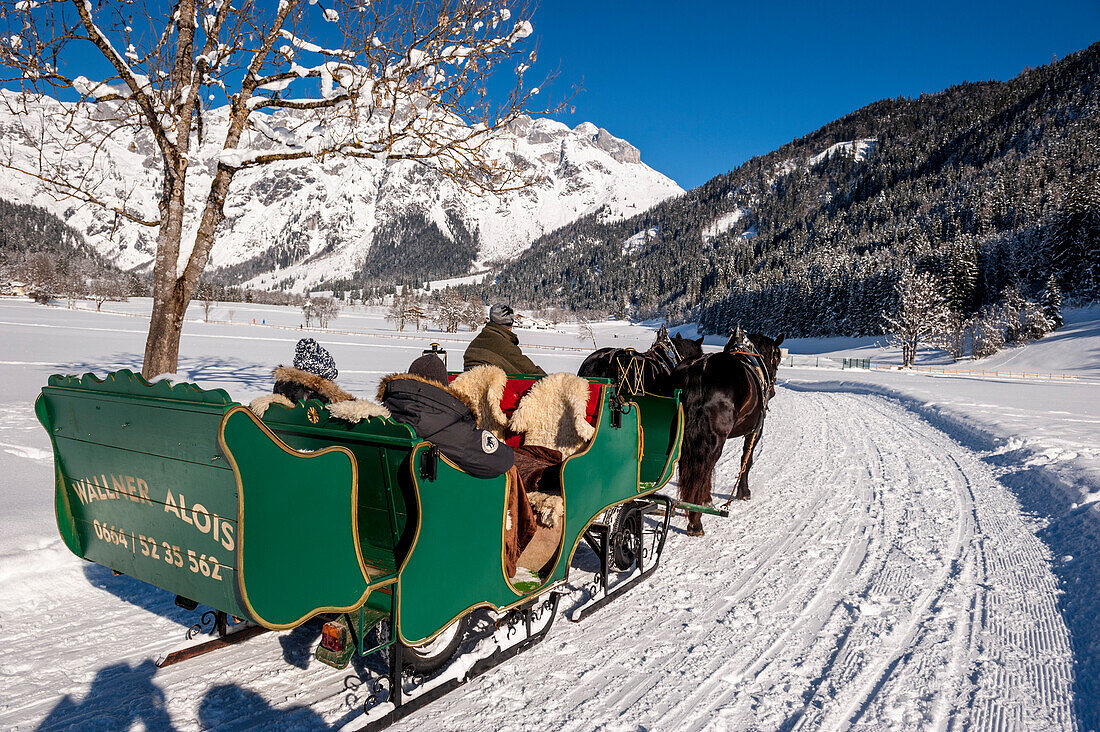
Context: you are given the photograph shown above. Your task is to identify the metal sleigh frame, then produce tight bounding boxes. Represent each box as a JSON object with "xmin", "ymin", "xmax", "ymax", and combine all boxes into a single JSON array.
[
  {"xmin": 573, "ymin": 493, "xmax": 674, "ymax": 621},
  {"xmin": 346, "ymin": 591, "xmax": 564, "ymax": 730},
  {"xmin": 344, "ymin": 492, "xmax": 673, "ymax": 729}
]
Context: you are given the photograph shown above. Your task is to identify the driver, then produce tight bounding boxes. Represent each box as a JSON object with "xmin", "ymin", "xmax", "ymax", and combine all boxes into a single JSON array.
[{"xmin": 463, "ymin": 304, "xmax": 546, "ymax": 375}]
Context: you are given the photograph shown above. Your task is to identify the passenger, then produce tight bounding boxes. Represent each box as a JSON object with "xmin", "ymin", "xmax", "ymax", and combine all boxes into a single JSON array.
[
  {"xmin": 378, "ymin": 354, "xmax": 514, "ymax": 479},
  {"xmin": 463, "ymin": 304, "xmax": 546, "ymax": 375},
  {"xmin": 379, "ymin": 354, "xmax": 536, "ymax": 577},
  {"xmin": 272, "ymin": 338, "xmax": 353, "ymax": 404}
]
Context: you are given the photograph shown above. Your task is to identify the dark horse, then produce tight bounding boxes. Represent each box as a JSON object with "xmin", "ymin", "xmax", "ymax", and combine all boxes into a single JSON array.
[
  {"xmin": 672, "ymin": 332, "xmax": 784, "ymax": 536},
  {"xmin": 578, "ymin": 326, "xmax": 704, "ymax": 396}
]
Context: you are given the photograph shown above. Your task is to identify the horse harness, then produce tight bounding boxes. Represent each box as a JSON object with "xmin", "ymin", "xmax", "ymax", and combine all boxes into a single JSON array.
[
  {"xmin": 725, "ymin": 348, "xmax": 772, "ymax": 414},
  {"xmin": 613, "ymin": 330, "xmax": 682, "ymax": 398}
]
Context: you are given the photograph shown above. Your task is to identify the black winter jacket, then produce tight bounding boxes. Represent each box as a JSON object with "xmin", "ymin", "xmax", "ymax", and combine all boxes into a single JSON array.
[
  {"xmin": 378, "ymin": 374, "xmax": 514, "ymax": 479},
  {"xmin": 463, "ymin": 323, "xmax": 546, "ymax": 375}
]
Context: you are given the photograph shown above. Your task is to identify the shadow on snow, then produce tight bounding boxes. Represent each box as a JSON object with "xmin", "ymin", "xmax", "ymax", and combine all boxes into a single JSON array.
[{"xmin": 61, "ymin": 353, "xmax": 275, "ymax": 393}]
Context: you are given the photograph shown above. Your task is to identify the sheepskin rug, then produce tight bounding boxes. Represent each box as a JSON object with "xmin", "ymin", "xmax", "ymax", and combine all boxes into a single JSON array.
[{"xmin": 509, "ymin": 372, "xmax": 596, "ymax": 458}]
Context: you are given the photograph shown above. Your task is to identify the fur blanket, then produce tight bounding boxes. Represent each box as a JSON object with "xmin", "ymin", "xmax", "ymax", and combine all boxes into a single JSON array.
[
  {"xmin": 513, "ymin": 445, "xmax": 564, "ymax": 528},
  {"xmin": 250, "ymin": 393, "xmax": 390, "ymax": 422},
  {"xmin": 327, "ymin": 400, "xmax": 391, "ymax": 423},
  {"xmin": 249, "ymin": 393, "xmax": 293, "ymax": 417},
  {"xmin": 504, "ymin": 465, "xmax": 538, "ymax": 577},
  {"xmin": 273, "ymin": 366, "xmax": 354, "ymax": 403},
  {"xmin": 509, "ymin": 372, "xmax": 596, "ymax": 458},
  {"xmin": 449, "ymin": 365, "xmax": 509, "ymax": 437},
  {"xmin": 253, "ymin": 367, "xmax": 389, "ymax": 422}
]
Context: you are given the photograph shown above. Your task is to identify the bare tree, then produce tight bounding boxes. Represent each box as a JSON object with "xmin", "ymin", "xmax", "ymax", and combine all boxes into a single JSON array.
[
  {"xmin": 431, "ymin": 289, "xmax": 464, "ymax": 332},
  {"xmin": 577, "ymin": 317, "xmax": 596, "ymax": 349},
  {"xmin": 462, "ymin": 295, "xmax": 486, "ymax": 331},
  {"xmin": 21, "ymin": 251, "xmax": 57, "ymax": 303},
  {"xmin": 90, "ymin": 272, "xmax": 127, "ymax": 311},
  {"xmin": 970, "ymin": 304, "xmax": 1004, "ymax": 358},
  {"xmin": 882, "ymin": 266, "xmax": 950, "ymax": 367},
  {"xmin": 2, "ymin": 0, "xmax": 555, "ymax": 377},
  {"xmin": 409, "ymin": 302, "xmax": 426, "ymax": 332},
  {"xmin": 313, "ymin": 296, "xmax": 340, "ymax": 328},
  {"xmin": 386, "ymin": 290, "xmax": 409, "ymax": 331},
  {"xmin": 59, "ymin": 258, "xmax": 91, "ymax": 308},
  {"xmin": 198, "ymin": 282, "xmax": 217, "ymax": 322}
]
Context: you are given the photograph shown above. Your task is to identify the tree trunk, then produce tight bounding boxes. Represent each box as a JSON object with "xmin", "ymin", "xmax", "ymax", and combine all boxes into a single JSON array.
[
  {"xmin": 140, "ymin": 159, "xmax": 238, "ymax": 377},
  {"xmin": 142, "ymin": 162, "xmax": 189, "ymax": 378},
  {"xmin": 143, "ymin": 284, "xmax": 187, "ymax": 377}
]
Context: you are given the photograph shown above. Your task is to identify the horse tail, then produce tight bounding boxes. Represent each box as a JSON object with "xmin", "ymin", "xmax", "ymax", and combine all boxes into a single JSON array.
[{"xmin": 676, "ymin": 359, "xmax": 718, "ymax": 505}]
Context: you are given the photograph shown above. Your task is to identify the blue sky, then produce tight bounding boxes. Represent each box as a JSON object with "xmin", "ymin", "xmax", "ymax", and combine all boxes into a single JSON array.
[
  {"xmin": 11, "ymin": 1, "xmax": 1096, "ymax": 191},
  {"xmin": 526, "ymin": 0, "xmax": 1100, "ymax": 188}
]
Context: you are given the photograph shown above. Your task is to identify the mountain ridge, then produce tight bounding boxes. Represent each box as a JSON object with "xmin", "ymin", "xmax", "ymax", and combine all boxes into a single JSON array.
[
  {"xmin": 0, "ymin": 95, "xmax": 682, "ymax": 292},
  {"xmin": 483, "ymin": 42, "xmax": 1100, "ymax": 335}
]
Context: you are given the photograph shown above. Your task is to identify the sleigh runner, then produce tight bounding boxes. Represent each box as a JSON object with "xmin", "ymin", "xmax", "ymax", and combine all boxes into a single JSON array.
[{"xmin": 36, "ymin": 368, "xmax": 683, "ymax": 724}]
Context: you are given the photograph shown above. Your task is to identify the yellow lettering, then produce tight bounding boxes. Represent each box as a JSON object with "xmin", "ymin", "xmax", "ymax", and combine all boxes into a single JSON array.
[
  {"xmin": 100, "ymin": 475, "xmax": 114, "ymax": 499},
  {"xmin": 137, "ymin": 479, "xmax": 152, "ymax": 506},
  {"xmin": 179, "ymin": 493, "xmax": 194, "ymax": 525},
  {"xmin": 111, "ymin": 474, "xmax": 127, "ymax": 496},
  {"xmin": 125, "ymin": 475, "xmax": 138, "ymax": 502},
  {"xmin": 71, "ymin": 479, "xmax": 88, "ymax": 505},
  {"xmin": 191, "ymin": 503, "xmax": 212, "ymax": 534},
  {"xmin": 92, "ymin": 476, "xmax": 110, "ymax": 501},
  {"xmin": 164, "ymin": 490, "xmax": 181, "ymax": 519},
  {"xmin": 221, "ymin": 521, "xmax": 235, "ymax": 552}
]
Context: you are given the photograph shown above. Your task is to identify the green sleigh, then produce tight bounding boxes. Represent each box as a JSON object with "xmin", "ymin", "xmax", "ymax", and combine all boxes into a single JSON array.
[{"xmin": 36, "ymin": 368, "xmax": 683, "ymax": 726}]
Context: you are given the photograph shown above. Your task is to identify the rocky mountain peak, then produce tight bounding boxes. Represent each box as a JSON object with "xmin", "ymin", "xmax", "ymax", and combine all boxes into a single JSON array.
[{"xmin": 0, "ymin": 95, "xmax": 683, "ymax": 292}]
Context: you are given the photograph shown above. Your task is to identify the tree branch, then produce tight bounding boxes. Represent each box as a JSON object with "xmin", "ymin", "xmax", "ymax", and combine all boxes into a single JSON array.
[
  {"xmin": 0, "ymin": 162, "xmax": 161, "ymax": 226},
  {"xmin": 68, "ymin": 0, "xmax": 177, "ymax": 165}
]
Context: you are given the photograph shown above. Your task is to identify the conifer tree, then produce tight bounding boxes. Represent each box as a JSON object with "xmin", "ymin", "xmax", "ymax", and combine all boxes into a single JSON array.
[{"xmin": 1041, "ymin": 274, "xmax": 1064, "ymax": 330}]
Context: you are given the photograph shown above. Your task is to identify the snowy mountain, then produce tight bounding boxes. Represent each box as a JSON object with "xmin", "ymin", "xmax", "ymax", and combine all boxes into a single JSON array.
[
  {"xmin": 0, "ymin": 92, "xmax": 682, "ymax": 291},
  {"xmin": 489, "ymin": 42, "xmax": 1100, "ymax": 328}
]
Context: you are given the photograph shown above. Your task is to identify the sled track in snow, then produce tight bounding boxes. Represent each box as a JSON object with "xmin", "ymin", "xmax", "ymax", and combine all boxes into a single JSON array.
[
  {"xmin": 0, "ymin": 388, "xmax": 1080, "ymax": 730},
  {"xmin": 407, "ymin": 388, "xmax": 1077, "ymax": 731}
]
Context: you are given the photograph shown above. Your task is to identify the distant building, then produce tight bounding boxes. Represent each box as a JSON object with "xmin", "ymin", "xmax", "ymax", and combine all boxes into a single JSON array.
[
  {"xmin": 514, "ymin": 313, "xmax": 552, "ymax": 330},
  {"xmin": 1, "ymin": 281, "xmax": 28, "ymax": 297}
]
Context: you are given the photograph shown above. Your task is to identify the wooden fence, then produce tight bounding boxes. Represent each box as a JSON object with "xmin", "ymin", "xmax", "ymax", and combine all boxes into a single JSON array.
[
  {"xmin": 868, "ymin": 363, "xmax": 1079, "ymax": 381},
  {"xmin": 785, "ymin": 354, "xmax": 1080, "ymax": 382}
]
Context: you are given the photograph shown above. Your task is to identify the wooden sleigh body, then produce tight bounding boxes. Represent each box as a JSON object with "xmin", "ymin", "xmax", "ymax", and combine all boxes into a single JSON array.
[{"xmin": 36, "ymin": 368, "xmax": 683, "ymax": 726}]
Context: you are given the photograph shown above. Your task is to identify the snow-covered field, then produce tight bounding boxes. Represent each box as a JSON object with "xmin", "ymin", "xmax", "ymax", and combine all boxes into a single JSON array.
[{"xmin": 1, "ymin": 298, "xmax": 1097, "ymax": 730}]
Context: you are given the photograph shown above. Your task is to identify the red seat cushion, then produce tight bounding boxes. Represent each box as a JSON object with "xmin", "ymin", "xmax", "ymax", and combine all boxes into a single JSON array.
[
  {"xmin": 500, "ymin": 379, "xmax": 539, "ymax": 447},
  {"xmin": 583, "ymin": 382, "xmax": 602, "ymax": 425}
]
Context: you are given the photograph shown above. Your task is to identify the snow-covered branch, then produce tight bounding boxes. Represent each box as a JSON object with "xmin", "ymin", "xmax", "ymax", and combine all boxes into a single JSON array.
[{"xmin": 0, "ymin": 0, "xmax": 557, "ymax": 376}]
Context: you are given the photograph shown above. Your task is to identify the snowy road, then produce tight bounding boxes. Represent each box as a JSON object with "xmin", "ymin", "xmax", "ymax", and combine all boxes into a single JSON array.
[{"xmin": 1, "ymin": 383, "xmax": 1084, "ymax": 730}]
